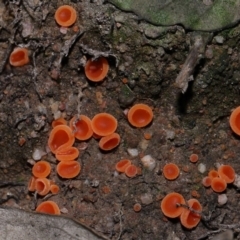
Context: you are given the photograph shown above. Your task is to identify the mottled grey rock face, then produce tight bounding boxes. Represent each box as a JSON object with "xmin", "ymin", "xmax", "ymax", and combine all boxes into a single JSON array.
[{"xmin": 107, "ymin": 0, "xmax": 240, "ymax": 31}]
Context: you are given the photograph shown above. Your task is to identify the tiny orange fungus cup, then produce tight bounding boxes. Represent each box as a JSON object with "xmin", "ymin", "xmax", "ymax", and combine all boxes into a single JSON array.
[
  {"xmin": 163, "ymin": 163, "xmax": 180, "ymax": 180},
  {"xmin": 218, "ymin": 165, "xmax": 235, "ymax": 183},
  {"xmin": 57, "ymin": 161, "xmax": 81, "ymax": 179},
  {"xmin": 55, "ymin": 145, "xmax": 79, "ymax": 161},
  {"xmin": 211, "ymin": 177, "xmax": 227, "ymax": 193},
  {"xmin": 48, "ymin": 125, "xmax": 75, "ymax": 154},
  {"xmin": 52, "ymin": 117, "xmax": 67, "ymax": 128},
  {"xmin": 202, "ymin": 176, "xmax": 212, "ymax": 187},
  {"xmin": 32, "ymin": 160, "xmax": 51, "ymax": 178},
  {"xmin": 9, "ymin": 47, "xmax": 29, "ymax": 67},
  {"xmin": 36, "ymin": 200, "xmax": 60, "ymax": 215},
  {"xmin": 160, "ymin": 192, "xmax": 185, "ymax": 218},
  {"xmin": 28, "ymin": 176, "xmax": 36, "ymax": 192},
  {"xmin": 55, "ymin": 5, "xmax": 77, "ymax": 27},
  {"xmin": 115, "ymin": 159, "xmax": 131, "ymax": 173},
  {"xmin": 70, "ymin": 115, "xmax": 93, "ymax": 140},
  {"xmin": 35, "ymin": 178, "xmax": 51, "ymax": 196},
  {"xmin": 189, "ymin": 154, "xmax": 199, "ymax": 163},
  {"xmin": 50, "ymin": 184, "xmax": 60, "ymax": 194},
  {"xmin": 180, "ymin": 199, "xmax": 202, "ymax": 229},
  {"xmin": 133, "ymin": 203, "xmax": 142, "ymax": 212},
  {"xmin": 124, "ymin": 164, "xmax": 138, "ymax": 178},
  {"xmin": 84, "ymin": 57, "xmax": 109, "ymax": 82},
  {"xmin": 99, "ymin": 133, "xmax": 120, "ymax": 151},
  {"xmin": 229, "ymin": 106, "xmax": 240, "ymax": 136},
  {"xmin": 127, "ymin": 103, "xmax": 153, "ymax": 128},
  {"xmin": 208, "ymin": 170, "xmax": 219, "ymax": 179},
  {"xmin": 91, "ymin": 113, "xmax": 117, "ymax": 136}
]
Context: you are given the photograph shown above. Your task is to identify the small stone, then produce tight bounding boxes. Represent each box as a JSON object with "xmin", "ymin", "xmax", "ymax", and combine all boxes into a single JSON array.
[
  {"xmin": 218, "ymin": 194, "xmax": 227, "ymax": 206},
  {"xmin": 198, "ymin": 163, "xmax": 206, "ymax": 174},
  {"xmin": 127, "ymin": 148, "xmax": 139, "ymax": 157},
  {"xmin": 166, "ymin": 130, "xmax": 175, "ymax": 140},
  {"xmin": 60, "ymin": 207, "xmax": 69, "ymax": 214},
  {"xmin": 140, "ymin": 193, "xmax": 153, "ymax": 205},
  {"xmin": 214, "ymin": 36, "xmax": 224, "ymax": 44},
  {"xmin": 141, "ymin": 155, "xmax": 156, "ymax": 171},
  {"xmin": 32, "ymin": 148, "xmax": 47, "ymax": 161}
]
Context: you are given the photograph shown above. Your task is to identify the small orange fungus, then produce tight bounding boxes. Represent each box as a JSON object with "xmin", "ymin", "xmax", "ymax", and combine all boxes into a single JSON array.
[
  {"xmin": 218, "ymin": 165, "xmax": 235, "ymax": 183},
  {"xmin": 211, "ymin": 177, "xmax": 227, "ymax": 193},
  {"xmin": 91, "ymin": 113, "xmax": 117, "ymax": 136},
  {"xmin": 9, "ymin": 47, "xmax": 29, "ymax": 67},
  {"xmin": 57, "ymin": 161, "xmax": 81, "ymax": 179},
  {"xmin": 99, "ymin": 132, "xmax": 120, "ymax": 151},
  {"xmin": 125, "ymin": 164, "xmax": 138, "ymax": 178},
  {"xmin": 229, "ymin": 106, "xmax": 240, "ymax": 136},
  {"xmin": 115, "ymin": 159, "xmax": 131, "ymax": 172},
  {"xmin": 189, "ymin": 154, "xmax": 199, "ymax": 163},
  {"xmin": 180, "ymin": 199, "xmax": 202, "ymax": 229},
  {"xmin": 35, "ymin": 178, "xmax": 51, "ymax": 196},
  {"xmin": 208, "ymin": 170, "xmax": 219, "ymax": 179},
  {"xmin": 48, "ymin": 125, "xmax": 74, "ymax": 154},
  {"xmin": 202, "ymin": 176, "xmax": 212, "ymax": 187},
  {"xmin": 160, "ymin": 192, "xmax": 185, "ymax": 218},
  {"xmin": 70, "ymin": 115, "xmax": 93, "ymax": 140},
  {"xmin": 55, "ymin": 145, "xmax": 79, "ymax": 161},
  {"xmin": 32, "ymin": 160, "xmax": 51, "ymax": 178},
  {"xmin": 133, "ymin": 203, "xmax": 142, "ymax": 212},
  {"xmin": 163, "ymin": 163, "xmax": 180, "ymax": 180},
  {"xmin": 28, "ymin": 176, "xmax": 36, "ymax": 192},
  {"xmin": 84, "ymin": 57, "xmax": 109, "ymax": 82},
  {"xmin": 52, "ymin": 117, "xmax": 67, "ymax": 128},
  {"xmin": 54, "ymin": 5, "xmax": 77, "ymax": 27},
  {"xmin": 144, "ymin": 132, "xmax": 152, "ymax": 140},
  {"xmin": 50, "ymin": 184, "xmax": 60, "ymax": 194},
  {"xmin": 127, "ymin": 103, "xmax": 153, "ymax": 128},
  {"xmin": 36, "ymin": 200, "xmax": 60, "ymax": 215}
]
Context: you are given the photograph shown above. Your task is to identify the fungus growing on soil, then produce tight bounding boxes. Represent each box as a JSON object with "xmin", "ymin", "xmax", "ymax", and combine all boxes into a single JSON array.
[
  {"xmin": 202, "ymin": 176, "xmax": 212, "ymax": 187},
  {"xmin": 50, "ymin": 184, "xmax": 60, "ymax": 194},
  {"xmin": 52, "ymin": 117, "xmax": 67, "ymax": 128},
  {"xmin": 163, "ymin": 163, "xmax": 180, "ymax": 180},
  {"xmin": 229, "ymin": 106, "xmax": 240, "ymax": 136},
  {"xmin": 36, "ymin": 201, "xmax": 60, "ymax": 215},
  {"xmin": 91, "ymin": 113, "xmax": 117, "ymax": 136},
  {"xmin": 127, "ymin": 103, "xmax": 153, "ymax": 128},
  {"xmin": 189, "ymin": 153, "xmax": 199, "ymax": 163},
  {"xmin": 208, "ymin": 170, "xmax": 219, "ymax": 179},
  {"xmin": 211, "ymin": 177, "xmax": 227, "ymax": 193},
  {"xmin": 115, "ymin": 159, "xmax": 131, "ymax": 172},
  {"xmin": 218, "ymin": 165, "xmax": 235, "ymax": 183},
  {"xmin": 84, "ymin": 57, "xmax": 109, "ymax": 82},
  {"xmin": 35, "ymin": 178, "xmax": 51, "ymax": 196},
  {"xmin": 55, "ymin": 145, "xmax": 79, "ymax": 161},
  {"xmin": 99, "ymin": 132, "xmax": 120, "ymax": 151},
  {"xmin": 9, "ymin": 47, "xmax": 29, "ymax": 67},
  {"xmin": 56, "ymin": 161, "xmax": 81, "ymax": 178},
  {"xmin": 28, "ymin": 176, "xmax": 36, "ymax": 192},
  {"xmin": 48, "ymin": 125, "xmax": 75, "ymax": 154},
  {"xmin": 32, "ymin": 160, "xmax": 51, "ymax": 178},
  {"xmin": 160, "ymin": 192, "xmax": 185, "ymax": 218},
  {"xmin": 54, "ymin": 5, "xmax": 77, "ymax": 27},
  {"xmin": 180, "ymin": 199, "xmax": 202, "ymax": 229},
  {"xmin": 70, "ymin": 115, "xmax": 93, "ymax": 140},
  {"xmin": 124, "ymin": 164, "xmax": 138, "ymax": 178},
  {"xmin": 133, "ymin": 203, "xmax": 142, "ymax": 212}
]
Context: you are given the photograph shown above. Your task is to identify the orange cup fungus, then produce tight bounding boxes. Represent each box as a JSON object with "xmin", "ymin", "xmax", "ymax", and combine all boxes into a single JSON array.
[
  {"xmin": 202, "ymin": 176, "xmax": 212, "ymax": 188},
  {"xmin": 180, "ymin": 199, "xmax": 202, "ymax": 229},
  {"xmin": 36, "ymin": 200, "xmax": 60, "ymax": 215},
  {"xmin": 189, "ymin": 154, "xmax": 199, "ymax": 163},
  {"xmin": 54, "ymin": 5, "xmax": 77, "ymax": 27},
  {"xmin": 211, "ymin": 177, "xmax": 227, "ymax": 193},
  {"xmin": 160, "ymin": 192, "xmax": 185, "ymax": 218},
  {"xmin": 9, "ymin": 47, "xmax": 29, "ymax": 67},
  {"xmin": 50, "ymin": 184, "xmax": 60, "ymax": 194},
  {"xmin": 229, "ymin": 106, "xmax": 240, "ymax": 136},
  {"xmin": 52, "ymin": 117, "xmax": 67, "ymax": 128},
  {"xmin": 28, "ymin": 176, "xmax": 36, "ymax": 192},
  {"xmin": 127, "ymin": 103, "xmax": 153, "ymax": 128},
  {"xmin": 218, "ymin": 165, "xmax": 235, "ymax": 183},
  {"xmin": 48, "ymin": 125, "xmax": 74, "ymax": 154},
  {"xmin": 163, "ymin": 163, "xmax": 180, "ymax": 180},
  {"xmin": 70, "ymin": 115, "xmax": 93, "ymax": 140},
  {"xmin": 35, "ymin": 178, "xmax": 51, "ymax": 196},
  {"xmin": 57, "ymin": 161, "xmax": 81, "ymax": 179},
  {"xmin": 208, "ymin": 170, "xmax": 219, "ymax": 179},
  {"xmin": 91, "ymin": 113, "xmax": 118, "ymax": 136},
  {"xmin": 55, "ymin": 145, "xmax": 79, "ymax": 161},
  {"xmin": 124, "ymin": 164, "xmax": 138, "ymax": 178},
  {"xmin": 133, "ymin": 203, "xmax": 142, "ymax": 212},
  {"xmin": 115, "ymin": 159, "xmax": 131, "ymax": 173},
  {"xmin": 99, "ymin": 132, "xmax": 120, "ymax": 151},
  {"xmin": 84, "ymin": 57, "xmax": 109, "ymax": 82},
  {"xmin": 32, "ymin": 160, "xmax": 51, "ymax": 178}
]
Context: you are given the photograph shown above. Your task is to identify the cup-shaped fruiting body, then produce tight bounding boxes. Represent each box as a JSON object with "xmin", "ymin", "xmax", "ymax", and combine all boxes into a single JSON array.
[
  {"xmin": 28, "ymin": 176, "xmax": 36, "ymax": 191},
  {"xmin": 160, "ymin": 192, "xmax": 185, "ymax": 218},
  {"xmin": 189, "ymin": 154, "xmax": 199, "ymax": 163},
  {"xmin": 35, "ymin": 178, "xmax": 51, "ymax": 196},
  {"xmin": 202, "ymin": 176, "xmax": 212, "ymax": 187},
  {"xmin": 84, "ymin": 57, "xmax": 109, "ymax": 82},
  {"xmin": 133, "ymin": 203, "xmax": 142, "ymax": 212},
  {"xmin": 36, "ymin": 200, "xmax": 60, "ymax": 215},
  {"xmin": 91, "ymin": 113, "xmax": 117, "ymax": 136},
  {"xmin": 229, "ymin": 106, "xmax": 240, "ymax": 136},
  {"xmin": 218, "ymin": 165, "xmax": 235, "ymax": 183},
  {"xmin": 124, "ymin": 164, "xmax": 138, "ymax": 178},
  {"xmin": 32, "ymin": 160, "xmax": 51, "ymax": 178},
  {"xmin": 163, "ymin": 163, "xmax": 180, "ymax": 180},
  {"xmin": 57, "ymin": 161, "xmax": 81, "ymax": 179},
  {"xmin": 52, "ymin": 117, "xmax": 67, "ymax": 128},
  {"xmin": 211, "ymin": 177, "xmax": 227, "ymax": 193},
  {"xmin": 180, "ymin": 199, "xmax": 202, "ymax": 229},
  {"xmin": 70, "ymin": 115, "xmax": 93, "ymax": 140},
  {"xmin": 127, "ymin": 103, "xmax": 153, "ymax": 128},
  {"xmin": 55, "ymin": 5, "xmax": 77, "ymax": 27},
  {"xmin": 115, "ymin": 159, "xmax": 131, "ymax": 173},
  {"xmin": 55, "ymin": 145, "xmax": 79, "ymax": 161},
  {"xmin": 50, "ymin": 184, "xmax": 60, "ymax": 194},
  {"xmin": 99, "ymin": 133, "xmax": 120, "ymax": 151},
  {"xmin": 9, "ymin": 47, "xmax": 29, "ymax": 67},
  {"xmin": 48, "ymin": 125, "xmax": 75, "ymax": 154},
  {"xmin": 208, "ymin": 170, "xmax": 219, "ymax": 179}
]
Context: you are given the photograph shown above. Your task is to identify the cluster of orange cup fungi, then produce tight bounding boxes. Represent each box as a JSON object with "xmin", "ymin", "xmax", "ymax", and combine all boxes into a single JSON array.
[
  {"xmin": 161, "ymin": 192, "xmax": 202, "ymax": 229},
  {"xmin": 115, "ymin": 159, "xmax": 139, "ymax": 178},
  {"xmin": 202, "ymin": 165, "xmax": 235, "ymax": 192}
]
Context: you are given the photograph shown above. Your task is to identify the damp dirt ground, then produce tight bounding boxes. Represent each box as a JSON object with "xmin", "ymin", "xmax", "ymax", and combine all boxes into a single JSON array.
[{"xmin": 1, "ymin": 1, "xmax": 240, "ymax": 240}]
